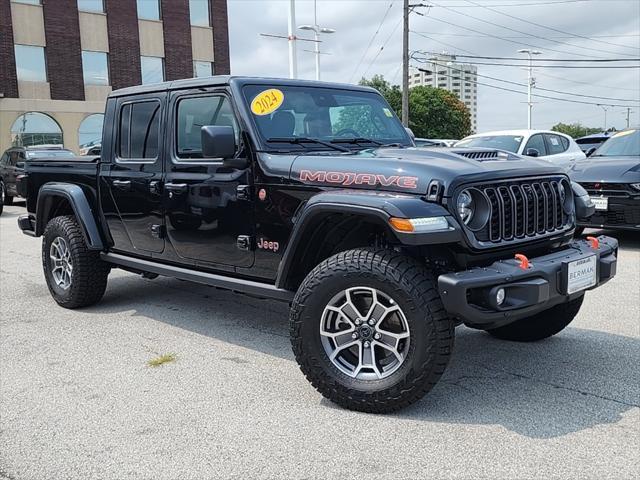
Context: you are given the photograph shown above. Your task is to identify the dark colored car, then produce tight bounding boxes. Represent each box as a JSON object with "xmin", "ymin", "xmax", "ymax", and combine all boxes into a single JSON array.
[
  {"xmin": 575, "ymin": 132, "xmax": 612, "ymax": 155},
  {"xmin": 0, "ymin": 146, "xmax": 75, "ymax": 204},
  {"xmin": 570, "ymin": 128, "xmax": 640, "ymax": 232},
  {"xmin": 18, "ymin": 76, "xmax": 617, "ymax": 413}
]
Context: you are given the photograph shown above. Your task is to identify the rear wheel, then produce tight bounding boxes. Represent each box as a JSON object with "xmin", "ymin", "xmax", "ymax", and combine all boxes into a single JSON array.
[
  {"xmin": 487, "ymin": 295, "xmax": 584, "ymax": 342},
  {"xmin": 1, "ymin": 181, "xmax": 12, "ymax": 206},
  {"xmin": 42, "ymin": 215, "xmax": 110, "ymax": 308},
  {"xmin": 290, "ymin": 248, "xmax": 454, "ymax": 413}
]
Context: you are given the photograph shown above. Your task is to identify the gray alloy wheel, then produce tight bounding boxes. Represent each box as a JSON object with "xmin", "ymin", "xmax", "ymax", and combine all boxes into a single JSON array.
[
  {"xmin": 49, "ymin": 236, "xmax": 73, "ymax": 290},
  {"xmin": 320, "ymin": 286, "xmax": 410, "ymax": 380}
]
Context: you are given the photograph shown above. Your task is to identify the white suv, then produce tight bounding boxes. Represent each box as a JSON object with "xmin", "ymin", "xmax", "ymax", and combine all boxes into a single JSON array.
[{"xmin": 455, "ymin": 130, "xmax": 586, "ymax": 166}]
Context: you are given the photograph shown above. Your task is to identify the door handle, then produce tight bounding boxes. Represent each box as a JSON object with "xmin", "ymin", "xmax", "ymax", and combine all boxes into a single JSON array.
[
  {"xmin": 112, "ymin": 180, "xmax": 132, "ymax": 190},
  {"xmin": 164, "ymin": 183, "xmax": 188, "ymax": 193}
]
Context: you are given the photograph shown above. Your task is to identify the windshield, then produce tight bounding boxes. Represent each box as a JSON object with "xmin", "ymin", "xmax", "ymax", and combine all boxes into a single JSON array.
[
  {"xmin": 26, "ymin": 150, "xmax": 75, "ymax": 159},
  {"xmin": 593, "ymin": 129, "xmax": 639, "ymax": 157},
  {"xmin": 242, "ymin": 85, "xmax": 412, "ymax": 150},
  {"xmin": 454, "ymin": 135, "xmax": 524, "ymax": 153}
]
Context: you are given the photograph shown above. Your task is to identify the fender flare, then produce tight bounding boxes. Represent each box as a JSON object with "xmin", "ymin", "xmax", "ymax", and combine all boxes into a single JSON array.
[
  {"xmin": 35, "ymin": 182, "xmax": 104, "ymax": 250},
  {"xmin": 275, "ymin": 190, "xmax": 462, "ymax": 289}
]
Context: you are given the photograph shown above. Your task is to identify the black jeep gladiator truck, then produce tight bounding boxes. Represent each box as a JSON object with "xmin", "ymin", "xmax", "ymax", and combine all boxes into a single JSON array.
[{"xmin": 18, "ymin": 76, "xmax": 618, "ymax": 413}]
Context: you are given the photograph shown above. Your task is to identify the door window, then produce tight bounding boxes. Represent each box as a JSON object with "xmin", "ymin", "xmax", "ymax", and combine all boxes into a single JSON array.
[
  {"xmin": 176, "ymin": 95, "xmax": 238, "ymax": 160},
  {"xmin": 118, "ymin": 100, "xmax": 161, "ymax": 161},
  {"xmin": 524, "ymin": 134, "xmax": 547, "ymax": 156},
  {"xmin": 545, "ymin": 134, "xmax": 568, "ymax": 155},
  {"xmin": 0, "ymin": 153, "xmax": 8, "ymax": 166}
]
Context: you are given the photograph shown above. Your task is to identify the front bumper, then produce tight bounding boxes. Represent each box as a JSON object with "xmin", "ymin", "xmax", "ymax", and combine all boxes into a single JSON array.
[{"xmin": 437, "ymin": 235, "xmax": 618, "ymax": 329}]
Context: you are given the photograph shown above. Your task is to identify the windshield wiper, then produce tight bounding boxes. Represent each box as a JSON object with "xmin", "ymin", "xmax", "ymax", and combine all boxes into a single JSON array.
[
  {"xmin": 331, "ymin": 137, "xmax": 405, "ymax": 148},
  {"xmin": 267, "ymin": 137, "xmax": 350, "ymax": 153}
]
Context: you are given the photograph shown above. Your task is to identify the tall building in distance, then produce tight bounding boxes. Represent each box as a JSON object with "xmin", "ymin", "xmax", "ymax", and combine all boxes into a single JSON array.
[
  {"xmin": 0, "ymin": 0, "xmax": 230, "ymax": 154},
  {"xmin": 409, "ymin": 53, "xmax": 478, "ymax": 134}
]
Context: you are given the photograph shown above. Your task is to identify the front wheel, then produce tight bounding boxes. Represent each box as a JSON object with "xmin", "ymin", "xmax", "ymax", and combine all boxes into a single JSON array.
[
  {"xmin": 1, "ymin": 181, "xmax": 13, "ymax": 206},
  {"xmin": 487, "ymin": 295, "xmax": 584, "ymax": 342},
  {"xmin": 42, "ymin": 215, "xmax": 110, "ymax": 308},
  {"xmin": 290, "ymin": 248, "xmax": 454, "ymax": 413}
]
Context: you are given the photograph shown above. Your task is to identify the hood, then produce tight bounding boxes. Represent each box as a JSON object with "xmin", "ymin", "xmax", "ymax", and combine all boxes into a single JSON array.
[
  {"xmin": 569, "ymin": 156, "xmax": 640, "ymax": 184},
  {"xmin": 286, "ymin": 147, "xmax": 565, "ymax": 196}
]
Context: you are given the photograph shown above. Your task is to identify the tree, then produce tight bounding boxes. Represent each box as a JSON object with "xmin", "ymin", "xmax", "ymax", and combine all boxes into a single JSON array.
[
  {"xmin": 359, "ymin": 76, "xmax": 471, "ymax": 139},
  {"xmin": 551, "ymin": 122, "xmax": 601, "ymax": 139}
]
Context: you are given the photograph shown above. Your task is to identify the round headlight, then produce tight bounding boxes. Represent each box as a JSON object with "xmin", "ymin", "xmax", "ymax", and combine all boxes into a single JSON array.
[{"xmin": 457, "ymin": 189, "xmax": 474, "ymax": 224}]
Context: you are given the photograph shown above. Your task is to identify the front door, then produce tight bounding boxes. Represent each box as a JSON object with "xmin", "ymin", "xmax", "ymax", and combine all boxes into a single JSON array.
[
  {"xmin": 163, "ymin": 91, "xmax": 254, "ymax": 269},
  {"xmin": 103, "ymin": 94, "xmax": 165, "ymax": 254}
]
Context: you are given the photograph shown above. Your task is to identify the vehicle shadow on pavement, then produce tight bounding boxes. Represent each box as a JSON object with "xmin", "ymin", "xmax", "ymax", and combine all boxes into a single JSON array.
[{"xmin": 91, "ymin": 273, "xmax": 639, "ymax": 440}]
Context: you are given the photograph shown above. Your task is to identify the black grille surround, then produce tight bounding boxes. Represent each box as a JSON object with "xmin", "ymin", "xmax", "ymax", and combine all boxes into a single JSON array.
[{"xmin": 453, "ymin": 176, "xmax": 575, "ymax": 248}]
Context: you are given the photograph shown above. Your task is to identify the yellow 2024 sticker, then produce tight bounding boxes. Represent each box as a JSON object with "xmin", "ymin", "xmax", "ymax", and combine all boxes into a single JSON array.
[{"xmin": 251, "ymin": 89, "xmax": 285, "ymax": 116}]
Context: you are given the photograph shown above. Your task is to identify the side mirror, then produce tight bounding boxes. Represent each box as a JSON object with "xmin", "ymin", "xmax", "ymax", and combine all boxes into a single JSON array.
[
  {"xmin": 405, "ymin": 127, "xmax": 416, "ymax": 140},
  {"xmin": 525, "ymin": 148, "xmax": 539, "ymax": 157},
  {"xmin": 201, "ymin": 125, "xmax": 237, "ymax": 159},
  {"xmin": 586, "ymin": 147, "xmax": 596, "ymax": 157}
]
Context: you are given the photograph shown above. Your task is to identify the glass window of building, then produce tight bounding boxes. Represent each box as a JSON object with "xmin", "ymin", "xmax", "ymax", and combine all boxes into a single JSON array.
[
  {"xmin": 14, "ymin": 45, "xmax": 47, "ymax": 82},
  {"xmin": 193, "ymin": 61, "xmax": 213, "ymax": 78},
  {"xmin": 137, "ymin": 0, "xmax": 161, "ymax": 20},
  {"xmin": 82, "ymin": 51, "xmax": 109, "ymax": 85},
  {"xmin": 14, "ymin": 0, "xmax": 41, "ymax": 4},
  {"xmin": 78, "ymin": 114, "xmax": 105, "ymax": 152},
  {"xmin": 11, "ymin": 112, "xmax": 63, "ymax": 147},
  {"xmin": 189, "ymin": 0, "xmax": 210, "ymax": 26},
  {"xmin": 141, "ymin": 56, "xmax": 164, "ymax": 84},
  {"xmin": 77, "ymin": 0, "xmax": 104, "ymax": 12}
]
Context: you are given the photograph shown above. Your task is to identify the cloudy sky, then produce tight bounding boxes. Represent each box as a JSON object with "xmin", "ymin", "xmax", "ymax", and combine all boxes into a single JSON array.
[{"xmin": 227, "ymin": 0, "xmax": 640, "ymax": 133}]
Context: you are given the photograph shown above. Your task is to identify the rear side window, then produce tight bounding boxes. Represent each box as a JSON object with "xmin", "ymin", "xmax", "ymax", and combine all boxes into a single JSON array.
[
  {"xmin": 545, "ymin": 134, "xmax": 568, "ymax": 155},
  {"xmin": 176, "ymin": 95, "xmax": 238, "ymax": 159},
  {"xmin": 118, "ymin": 100, "xmax": 161, "ymax": 160},
  {"xmin": 0, "ymin": 153, "xmax": 8, "ymax": 165},
  {"xmin": 524, "ymin": 134, "xmax": 547, "ymax": 156}
]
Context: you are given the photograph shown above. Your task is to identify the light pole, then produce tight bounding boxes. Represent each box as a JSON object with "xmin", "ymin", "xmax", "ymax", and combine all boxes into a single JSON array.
[
  {"xmin": 517, "ymin": 49, "xmax": 542, "ymax": 129},
  {"xmin": 598, "ymin": 104, "xmax": 609, "ymax": 131},
  {"xmin": 298, "ymin": 0, "xmax": 335, "ymax": 80},
  {"xmin": 288, "ymin": 0, "xmax": 298, "ymax": 79}
]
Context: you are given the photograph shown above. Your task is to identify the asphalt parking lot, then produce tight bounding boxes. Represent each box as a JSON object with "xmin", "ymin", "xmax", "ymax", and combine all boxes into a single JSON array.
[{"xmin": 1, "ymin": 202, "xmax": 638, "ymax": 480}]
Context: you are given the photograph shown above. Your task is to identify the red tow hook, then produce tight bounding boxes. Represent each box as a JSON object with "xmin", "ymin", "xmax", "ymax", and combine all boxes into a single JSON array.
[
  {"xmin": 515, "ymin": 253, "xmax": 530, "ymax": 270},
  {"xmin": 586, "ymin": 236, "xmax": 600, "ymax": 249}
]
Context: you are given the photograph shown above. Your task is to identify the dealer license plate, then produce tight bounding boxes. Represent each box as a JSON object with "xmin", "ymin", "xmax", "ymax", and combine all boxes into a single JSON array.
[
  {"xmin": 590, "ymin": 196, "xmax": 608, "ymax": 211},
  {"xmin": 566, "ymin": 255, "xmax": 597, "ymax": 294}
]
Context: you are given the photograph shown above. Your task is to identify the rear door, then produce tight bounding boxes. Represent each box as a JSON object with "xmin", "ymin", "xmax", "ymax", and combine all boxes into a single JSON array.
[
  {"xmin": 103, "ymin": 93, "xmax": 166, "ymax": 255},
  {"xmin": 544, "ymin": 133, "xmax": 574, "ymax": 165},
  {"xmin": 162, "ymin": 89, "xmax": 254, "ymax": 269}
]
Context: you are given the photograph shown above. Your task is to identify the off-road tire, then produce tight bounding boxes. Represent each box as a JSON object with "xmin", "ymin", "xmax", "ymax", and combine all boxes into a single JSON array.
[
  {"xmin": 487, "ymin": 295, "xmax": 584, "ymax": 342},
  {"xmin": 42, "ymin": 215, "xmax": 110, "ymax": 308},
  {"xmin": 0, "ymin": 181, "xmax": 12, "ymax": 206},
  {"xmin": 290, "ymin": 248, "xmax": 454, "ymax": 413}
]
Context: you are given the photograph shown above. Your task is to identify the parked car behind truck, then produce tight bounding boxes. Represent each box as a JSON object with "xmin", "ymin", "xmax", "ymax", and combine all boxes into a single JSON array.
[{"xmin": 18, "ymin": 76, "xmax": 617, "ymax": 413}]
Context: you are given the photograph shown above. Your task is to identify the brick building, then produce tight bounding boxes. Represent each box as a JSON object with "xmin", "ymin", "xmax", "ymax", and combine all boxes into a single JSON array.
[{"xmin": 0, "ymin": 0, "xmax": 230, "ymax": 154}]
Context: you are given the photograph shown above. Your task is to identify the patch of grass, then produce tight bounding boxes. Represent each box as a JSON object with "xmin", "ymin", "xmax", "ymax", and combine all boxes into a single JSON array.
[{"xmin": 147, "ymin": 353, "xmax": 176, "ymax": 367}]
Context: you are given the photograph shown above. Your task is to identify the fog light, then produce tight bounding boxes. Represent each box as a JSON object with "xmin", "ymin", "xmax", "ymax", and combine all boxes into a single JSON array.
[{"xmin": 496, "ymin": 288, "xmax": 506, "ymax": 306}]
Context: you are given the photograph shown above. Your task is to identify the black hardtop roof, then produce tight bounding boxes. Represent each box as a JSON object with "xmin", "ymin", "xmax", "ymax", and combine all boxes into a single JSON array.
[{"xmin": 109, "ymin": 76, "xmax": 379, "ymax": 98}]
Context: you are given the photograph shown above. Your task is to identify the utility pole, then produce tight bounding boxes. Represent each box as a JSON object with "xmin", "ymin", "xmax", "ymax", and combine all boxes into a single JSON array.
[
  {"xmin": 625, "ymin": 107, "xmax": 632, "ymax": 128},
  {"xmin": 402, "ymin": 2, "xmax": 427, "ymax": 127},
  {"xmin": 402, "ymin": 0, "xmax": 410, "ymax": 126},
  {"xmin": 288, "ymin": 0, "xmax": 298, "ymax": 79},
  {"xmin": 598, "ymin": 104, "xmax": 609, "ymax": 131},
  {"xmin": 517, "ymin": 49, "xmax": 541, "ymax": 129}
]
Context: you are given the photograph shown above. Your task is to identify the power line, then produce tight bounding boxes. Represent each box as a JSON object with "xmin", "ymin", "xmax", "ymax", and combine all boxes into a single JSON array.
[
  {"xmin": 424, "ymin": 59, "xmax": 640, "ymax": 68},
  {"xmin": 411, "ymin": 55, "xmax": 640, "ymax": 101},
  {"xmin": 362, "ymin": 17, "xmax": 404, "ymax": 78},
  {"xmin": 433, "ymin": 0, "xmax": 618, "ymax": 6},
  {"xmin": 536, "ymin": 70, "xmax": 640, "ymax": 92},
  {"xmin": 427, "ymin": 1, "xmax": 637, "ymax": 58},
  {"xmin": 464, "ymin": 0, "xmax": 640, "ymax": 52},
  {"xmin": 413, "ymin": 51, "xmax": 640, "ymax": 62},
  {"xmin": 415, "ymin": 32, "xmax": 640, "ymax": 39},
  {"xmin": 412, "ymin": 64, "xmax": 638, "ymax": 107},
  {"xmin": 411, "ymin": 31, "xmax": 479, "ymax": 55},
  {"xmin": 349, "ymin": 1, "xmax": 396, "ymax": 83}
]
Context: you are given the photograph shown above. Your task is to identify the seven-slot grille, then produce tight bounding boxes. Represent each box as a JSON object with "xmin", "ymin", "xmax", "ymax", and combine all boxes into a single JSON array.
[{"xmin": 468, "ymin": 177, "xmax": 570, "ymax": 244}]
